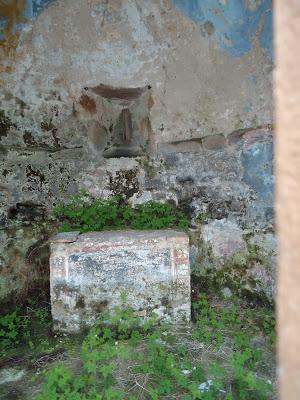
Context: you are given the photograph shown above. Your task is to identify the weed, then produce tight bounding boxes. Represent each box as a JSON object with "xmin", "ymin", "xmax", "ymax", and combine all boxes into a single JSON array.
[
  {"xmin": 0, "ymin": 286, "xmax": 275, "ymax": 399},
  {"xmin": 34, "ymin": 297, "xmax": 274, "ymax": 400},
  {"xmin": 0, "ymin": 299, "xmax": 51, "ymax": 354},
  {"xmin": 0, "ymin": 311, "xmax": 22, "ymax": 348},
  {"xmin": 131, "ymin": 201, "xmax": 188, "ymax": 230},
  {"xmin": 53, "ymin": 192, "xmax": 189, "ymax": 233}
]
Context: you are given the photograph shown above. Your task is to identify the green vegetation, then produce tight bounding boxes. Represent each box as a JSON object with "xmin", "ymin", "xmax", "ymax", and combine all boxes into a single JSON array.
[
  {"xmin": 0, "ymin": 299, "xmax": 51, "ymax": 356},
  {"xmin": 53, "ymin": 192, "xmax": 189, "ymax": 233},
  {"xmin": 192, "ymin": 293, "xmax": 275, "ymax": 347},
  {"xmin": 0, "ymin": 192, "xmax": 275, "ymax": 399},
  {"xmin": 32, "ymin": 294, "xmax": 274, "ymax": 399},
  {"xmin": 0, "ymin": 292, "xmax": 275, "ymax": 399}
]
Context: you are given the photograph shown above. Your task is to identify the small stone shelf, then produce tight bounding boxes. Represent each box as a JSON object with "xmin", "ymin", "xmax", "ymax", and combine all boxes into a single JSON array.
[{"xmin": 50, "ymin": 230, "xmax": 190, "ymax": 332}]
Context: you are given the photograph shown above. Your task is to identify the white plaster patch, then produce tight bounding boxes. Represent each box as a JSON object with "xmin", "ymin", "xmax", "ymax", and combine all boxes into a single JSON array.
[
  {"xmin": 50, "ymin": 230, "xmax": 190, "ymax": 332},
  {"xmin": 123, "ymin": 0, "xmax": 155, "ymax": 48}
]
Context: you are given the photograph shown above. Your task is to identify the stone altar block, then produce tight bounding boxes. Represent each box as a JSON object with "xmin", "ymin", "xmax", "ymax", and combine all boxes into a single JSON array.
[{"xmin": 50, "ymin": 230, "xmax": 190, "ymax": 332}]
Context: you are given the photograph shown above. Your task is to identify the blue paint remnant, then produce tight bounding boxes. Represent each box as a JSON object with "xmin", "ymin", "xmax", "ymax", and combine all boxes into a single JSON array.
[
  {"xmin": 242, "ymin": 142, "xmax": 273, "ymax": 201},
  {"xmin": 260, "ymin": 7, "xmax": 273, "ymax": 59},
  {"xmin": 0, "ymin": 0, "xmax": 273, "ymax": 59},
  {"xmin": 0, "ymin": 0, "xmax": 55, "ymax": 34},
  {"xmin": 25, "ymin": 0, "xmax": 55, "ymax": 19},
  {"xmin": 172, "ymin": 0, "xmax": 273, "ymax": 59},
  {"xmin": 242, "ymin": 141, "xmax": 274, "ymax": 223}
]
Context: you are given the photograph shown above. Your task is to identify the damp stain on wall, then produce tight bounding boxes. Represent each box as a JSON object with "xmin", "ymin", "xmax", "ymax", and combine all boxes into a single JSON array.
[
  {"xmin": 0, "ymin": 0, "xmax": 50, "ymax": 78},
  {"xmin": 0, "ymin": 0, "xmax": 26, "ymax": 76}
]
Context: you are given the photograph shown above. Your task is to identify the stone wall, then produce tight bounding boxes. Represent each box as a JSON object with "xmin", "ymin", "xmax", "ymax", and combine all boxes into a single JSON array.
[{"xmin": 0, "ymin": 0, "xmax": 274, "ymax": 305}]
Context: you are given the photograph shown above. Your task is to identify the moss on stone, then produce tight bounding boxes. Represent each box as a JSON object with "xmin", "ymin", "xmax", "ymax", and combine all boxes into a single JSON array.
[{"xmin": 190, "ymin": 233, "xmax": 274, "ymax": 307}]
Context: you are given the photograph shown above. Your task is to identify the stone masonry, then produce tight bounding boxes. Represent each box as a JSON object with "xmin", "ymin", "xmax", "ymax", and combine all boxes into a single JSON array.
[
  {"xmin": 0, "ymin": 0, "xmax": 275, "ymax": 305},
  {"xmin": 50, "ymin": 230, "xmax": 190, "ymax": 332}
]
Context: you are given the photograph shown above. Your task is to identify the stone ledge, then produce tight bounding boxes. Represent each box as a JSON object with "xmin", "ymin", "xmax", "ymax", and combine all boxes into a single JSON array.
[
  {"xmin": 51, "ymin": 229, "xmax": 188, "ymax": 244},
  {"xmin": 50, "ymin": 229, "xmax": 190, "ymax": 332},
  {"xmin": 51, "ymin": 231, "xmax": 81, "ymax": 243}
]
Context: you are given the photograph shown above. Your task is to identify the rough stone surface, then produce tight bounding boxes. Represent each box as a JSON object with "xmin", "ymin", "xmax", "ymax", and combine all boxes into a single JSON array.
[
  {"xmin": 201, "ymin": 220, "xmax": 246, "ymax": 264},
  {"xmin": 0, "ymin": 0, "xmax": 275, "ymax": 304},
  {"xmin": 246, "ymin": 261, "xmax": 275, "ymax": 301},
  {"xmin": 50, "ymin": 230, "xmax": 190, "ymax": 332}
]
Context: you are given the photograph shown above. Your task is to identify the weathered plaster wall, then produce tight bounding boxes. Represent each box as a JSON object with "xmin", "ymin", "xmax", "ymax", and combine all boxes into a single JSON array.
[
  {"xmin": 1, "ymin": 0, "xmax": 273, "ymax": 141},
  {"xmin": 0, "ymin": 0, "xmax": 274, "ymax": 304},
  {"xmin": 173, "ymin": 0, "xmax": 273, "ymax": 58}
]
